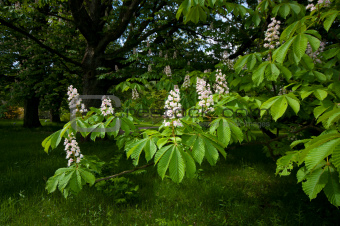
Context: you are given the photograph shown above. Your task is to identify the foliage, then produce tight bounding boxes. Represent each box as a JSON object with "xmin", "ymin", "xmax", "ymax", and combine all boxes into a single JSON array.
[{"xmin": 14, "ymin": 0, "xmax": 338, "ymax": 209}]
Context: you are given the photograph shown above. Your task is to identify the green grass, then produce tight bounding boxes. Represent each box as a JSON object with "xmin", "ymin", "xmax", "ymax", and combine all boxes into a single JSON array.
[{"xmin": 0, "ymin": 119, "xmax": 339, "ymax": 225}]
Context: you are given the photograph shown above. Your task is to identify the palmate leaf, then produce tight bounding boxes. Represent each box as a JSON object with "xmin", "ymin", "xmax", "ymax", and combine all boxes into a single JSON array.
[
  {"xmin": 285, "ymin": 93, "xmax": 300, "ymax": 115},
  {"xmin": 202, "ymin": 137, "xmax": 219, "ymax": 166},
  {"xmin": 273, "ymin": 36, "xmax": 296, "ymax": 64},
  {"xmin": 270, "ymin": 96, "xmax": 288, "ymax": 121},
  {"xmin": 302, "ymin": 166, "xmax": 328, "ymax": 200},
  {"xmin": 305, "ymin": 138, "xmax": 340, "ymax": 171},
  {"xmin": 157, "ymin": 145, "xmax": 175, "ymax": 179},
  {"xmin": 317, "ymin": 108, "xmax": 340, "ymax": 129},
  {"xmin": 169, "ymin": 146, "xmax": 186, "ymax": 183},
  {"xmin": 332, "ymin": 145, "xmax": 340, "ymax": 171},
  {"xmin": 182, "ymin": 151, "xmax": 196, "ymax": 178},
  {"xmin": 42, "ymin": 121, "xmax": 72, "ymax": 153},
  {"xmin": 126, "ymin": 135, "xmax": 158, "ymax": 165},
  {"xmin": 192, "ymin": 136, "xmax": 205, "ymax": 164},
  {"xmin": 298, "ymin": 133, "xmax": 340, "ymax": 164},
  {"xmin": 323, "ymin": 166, "xmax": 340, "ymax": 207},
  {"xmin": 293, "ymin": 34, "xmax": 308, "ymax": 64},
  {"xmin": 46, "ymin": 167, "xmax": 95, "ymax": 198}
]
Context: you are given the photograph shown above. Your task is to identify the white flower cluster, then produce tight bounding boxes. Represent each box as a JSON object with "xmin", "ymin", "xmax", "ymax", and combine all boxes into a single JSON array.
[
  {"xmin": 147, "ymin": 40, "xmax": 150, "ymax": 48},
  {"xmin": 173, "ymin": 51, "xmax": 177, "ymax": 59},
  {"xmin": 264, "ymin": 18, "xmax": 281, "ymax": 49},
  {"xmin": 148, "ymin": 49, "xmax": 152, "ymax": 55},
  {"xmin": 132, "ymin": 88, "xmax": 139, "ymax": 100},
  {"xmin": 306, "ymin": 0, "xmax": 331, "ymax": 11},
  {"xmin": 225, "ymin": 59, "xmax": 234, "ymax": 70},
  {"xmin": 196, "ymin": 78, "xmax": 214, "ymax": 113},
  {"xmin": 163, "ymin": 88, "xmax": 183, "ymax": 127},
  {"xmin": 164, "ymin": 65, "xmax": 171, "ymax": 77},
  {"xmin": 182, "ymin": 75, "xmax": 190, "ymax": 88},
  {"xmin": 159, "ymin": 50, "xmax": 162, "ymax": 57},
  {"xmin": 164, "ymin": 53, "xmax": 168, "ymax": 60},
  {"xmin": 133, "ymin": 48, "xmax": 136, "ymax": 55},
  {"xmin": 100, "ymin": 96, "xmax": 114, "ymax": 116},
  {"xmin": 214, "ymin": 69, "xmax": 229, "ymax": 95},
  {"xmin": 148, "ymin": 64, "xmax": 152, "ymax": 72},
  {"xmin": 64, "ymin": 133, "xmax": 84, "ymax": 167},
  {"xmin": 306, "ymin": 42, "xmax": 325, "ymax": 63},
  {"xmin": 115, "ymin": 65, "xmax": 119, "ymax": 71},
  {"xmin": 67, "ymin": 85, "xmax": 87, "ymax": 114}
]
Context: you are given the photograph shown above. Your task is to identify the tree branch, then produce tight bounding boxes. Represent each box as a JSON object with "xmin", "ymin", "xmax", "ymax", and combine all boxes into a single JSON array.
[
  {"xmin": 95, "ymin": 162, "xmax": 153, "ymax": 183},
  {"xmin": 0, "ymin": 17, "xmax": 82, "ymax": 67}
]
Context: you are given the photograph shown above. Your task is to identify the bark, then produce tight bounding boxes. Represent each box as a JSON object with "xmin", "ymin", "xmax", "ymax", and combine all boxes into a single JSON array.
[
  {"xmin": 23, "ymin": 96, "xmax": 42, "ymax": 128},
  {"xmin": 49, "ymin": 108, "xmax": 61, "ymax": 123}
]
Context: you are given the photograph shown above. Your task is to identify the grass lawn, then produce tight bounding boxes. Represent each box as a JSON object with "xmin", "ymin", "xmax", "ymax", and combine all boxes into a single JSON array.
[{"xmin": 0, "ymin": 119, "xmax": 339, "ymax": 225}]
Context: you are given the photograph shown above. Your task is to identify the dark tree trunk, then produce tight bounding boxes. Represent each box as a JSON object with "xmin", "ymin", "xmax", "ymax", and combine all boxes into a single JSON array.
[
  {"xmin": 49, "ymin": 108, "xmax": 61, "ymax": 123},
  {"xmin": 82, "ymin": 45, "xmax": 112, "ymax": 109},
  {"xmin": 23, "ymin": 96, "xmax": 42, "ymax": 128}
]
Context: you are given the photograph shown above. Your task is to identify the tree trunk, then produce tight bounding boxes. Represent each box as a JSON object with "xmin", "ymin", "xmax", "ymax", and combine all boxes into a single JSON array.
[
  {"xmin": 49, "ymin": 108, "xmax": 61, "ymax": 123},
  {"xmin": 82, "ymin": 45, "xmax": 112, "ymax": 109},
  {"xmin": 23, "ymin": 96, "xmax": 42, "ymax": 128}
]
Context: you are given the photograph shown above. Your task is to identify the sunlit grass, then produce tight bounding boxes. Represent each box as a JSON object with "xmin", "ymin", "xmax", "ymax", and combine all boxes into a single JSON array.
[{"xmin": 1, "ymin": 119, "xmax": 339, "ymax": 225}]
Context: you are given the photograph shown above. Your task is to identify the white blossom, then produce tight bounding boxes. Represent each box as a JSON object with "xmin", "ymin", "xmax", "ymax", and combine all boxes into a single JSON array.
[
  {"xmin": 115, "ymin": 65, "xmax": 119, "ymax": 71},
  {"xmin": 196, "ymin": 78, "xmax": 214, "ymax": 113},
  {"xmin": 67, "ymin": 85, "xmax": 87, "ymax": 114},
  {"xmin": 132, "ymin": 88, "xmax": 139, "ymax": 100},
  {"xmin": 148, "ymin": 64, "xmax": 152, "ymax": 72},
  {"xmin": 163, "ymin": 88, "xmax": 183, "ymax": 127},
  {"xmin": 159, "ymin": 50, "xmax": 162, "ymax": 57},
  {"xmin": 182, "ymin": 75, "xmax": 190, "ymax": 88},
  {"xmin": 264, "ymin": 18, "xmax": 281, "ymax": 49},
  {"xmin": 64, "ymin": 133, "xmax": 83, "ymax": 167},
  {"xmin": 100, "ymin": 96, "xmax": 114, "ymax": 116},
  {"xmin": 173, "ymin": 50, "xmax": 177, "ymax": 59},
  {"xmin": 164, "ymin": 65, "xmax": 172, "ymax": 77},
  {"xmin": 214, "ymin": 69, "xmax": 229, "ymax": 95},
  {"xmin": 306, "ymin": 41, "xmax": 325, "ymax": 63}
]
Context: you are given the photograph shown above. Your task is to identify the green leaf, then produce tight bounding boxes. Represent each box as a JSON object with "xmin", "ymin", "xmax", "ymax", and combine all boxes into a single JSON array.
[
  {"xmin": 192, "ymin": 136, "xmax": 205, "ymax": 164},
  {"xmin": 234, "ymin": 55, "xmax": 250, "ymax": 74},
  {"xmin": 314, "ymin": 89, "xmax": 328, "ymax": 101},
  {"xmin": 260, "ymin": 96, "xmax": 279, "ymax": 117},
  {"xmin": 305, "ymin": 34, "xmax": 321, "ymax": 52},
  {"xmin": 182, "ymin": 151, "xmax": 196, "ymax": 178},
  {"xmin": 252, "ymin": 13, "xmax": 261, "ymax": 26},
  {"xmin": 277, "ymin": 64, "xmax": 292, "ymax": 80},
  {"xmin": 269, "ymin": 63, "xmax": 280, "ymax": 81},
  {"xmin": 279, "ymin": 4, "xmax": 290, "ymax": 19},
  {"xmin": 144, "ymin": 139, "xmax": 157, "ymax": 162},
  {"xmin": 286, "ymin": 93, "xmax": 300, "ymax": 114},
  {"xmin": 157, "ymin": 138, "xmax": 169, "ymax": 149},
  {"xmin": 280, "ymin": 21, "xmax": 299, "ymax": 41},
  {"xmin": 157, "ymin": 145, "xmax": 175, "ymax": 179},
  {"xmin": 302, "ymin": 167, "xmax": 328, "ymax": 200},
  {"xmin": 155, "ymin": 145, "xmax": 173, "ymax": 165},
  {"xmin": 332, "ymin": 145, "xmax": 340, "ymax": 171},
  {"xmin": 270, "ymin": 96, "xmax": 288, "ymax": 121},
  {"xmin": 78, "ymin": 168, "xmax": 95, "ymax": 186},
  {"xmin": 127, "ymin": 139, "xmax": 148, "ymax": 166},
  {"xmin": 323, "ymin": 11, "xmax": 338, "ymax": 32},
  {"xmin": 289, "ymin": 3, "xmax": 301, "ymax": 15},
  {"xmin": 314, "ymin": 71, "xmax": 326, "ymax": 81},
  {"xmin": 273, "ymin": 36, "xmax": 296, "ymax": 64},
  {"xmin": 169, "ymin": 146, "xmax": 185, "ymax": 183},
  {"xmin": 228, "ymin": 120, "xmax": 244, "ymax": 143},
  {"xmin": 203, "ymin": 137, "xmax": 219, "ymax": 165},
  {"xmin": 252, "ymin": 62, "xmax": 269, "ymax": 86},
  {"xmin": 305, "ymin": 138, "xmax": 340, "ymax": 171},
  {"xmin": 324, "ymin": 166, "xmax": 340, "ymax": 207},
  {"xmin": 293, "ymin": 34, "xmax": 308, "ymax": 64},
  {"xmin": 217, "ymin": 118, "xmax": 231, "ymax": 146},
  {"xmin": 301, "ymin": 54, "xmax": 314, "ymax": 70}
]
